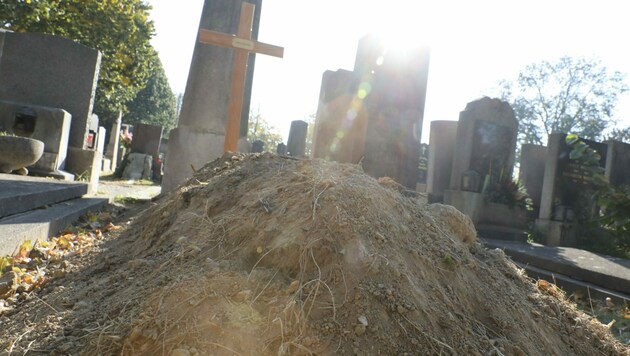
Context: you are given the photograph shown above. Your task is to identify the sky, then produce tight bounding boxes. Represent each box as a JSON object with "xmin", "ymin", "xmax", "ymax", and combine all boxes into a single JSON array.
[{"xmin": 147, "ymin": 0, "xmax": 630, "ymax": 143}]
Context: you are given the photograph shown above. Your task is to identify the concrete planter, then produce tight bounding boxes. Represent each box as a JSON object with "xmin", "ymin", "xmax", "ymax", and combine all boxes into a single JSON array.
[{"xmin": 0, "ymin": 136, "xmax": 45, "ymax": 173}]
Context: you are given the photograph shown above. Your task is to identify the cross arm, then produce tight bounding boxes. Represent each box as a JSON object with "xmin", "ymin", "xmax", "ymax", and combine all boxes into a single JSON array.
[{"xmin": 198, "ymin": 29, "xmax": 284, "ymax": 58}]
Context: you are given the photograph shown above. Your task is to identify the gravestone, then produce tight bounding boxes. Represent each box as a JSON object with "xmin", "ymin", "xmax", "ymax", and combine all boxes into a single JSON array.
[
  {"xmin": 358, "ymin": 35, "xmax": 430, "ymax": 188},
  {"xmin": 312, "ymin": 69, "xmax": 366, "ymax": 162},
  {"xmin": 131, "ymin": 123, "xmax": 163, "ymax": 161},
  {"xmin": 122, "ymin": 153, "xmax": 152, "ymax": 181},
  {"xmin": 605, "ymin": 140, "xmax": 630, "ymax": 187},
  {"xmin": 449, "ymin": 98, "xmax": 518, "ymax": 191},
  {"xmin": 312, "ymin": 35, "xmax": 430, "ymax": 188},
  {"xmin": 163, "ymin": 0, "xmax": 278, "ymax": 192},
  {"xmin": 536, "ymin": 133, "xmax": 608, "ymax": 246},
  {"xmin": 287, "ymin": 120, "xmax": 308, "ymax": 157},
  {"xmin": 0, "ymin": 30, "xmax": 101, "ymax": 149},
  {"xmin": 416, "ymin": 143, "xmax": 429, "ymax": 192},
  {"xmin": 443, "ymin": 98, "xmax": 525, "ymax": 239},
  {"xmin": 426, "ymin": 121, "xmax": 457, "ymax": 202},
  {"xmin": 520, "ymin": 144, "xmax": 547, "ymax": 215},
  {"xmin": 0, "ymin": 101, "xmax": 71, "ymax": 178},
  {"xmin": 251, "ymin": 140, "xmax": 264, "ymax": 153},
  {"xmin": 105, "ymin": 114, "xmax": 122, "ymax": 173},
  {"xmin": 276, "ymin": 143, "xmax": 287, "ymax": 155}
]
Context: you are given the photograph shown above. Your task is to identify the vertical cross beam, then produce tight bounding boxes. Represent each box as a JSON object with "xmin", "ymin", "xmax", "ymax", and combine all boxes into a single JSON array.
[{"xmin": 197, "ymin": 2, "xmax": 284, "ymax": 153}]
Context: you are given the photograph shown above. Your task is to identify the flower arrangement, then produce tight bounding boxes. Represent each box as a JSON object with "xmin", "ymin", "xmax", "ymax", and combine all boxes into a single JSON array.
[{"xmin": 120, "ymin": 131, "xmax": 133, "ymax": 150}]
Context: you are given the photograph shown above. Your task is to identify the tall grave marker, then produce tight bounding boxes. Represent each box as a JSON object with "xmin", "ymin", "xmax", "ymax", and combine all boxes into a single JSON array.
[
  {"xmin": 312, "ymin": 35, "xmax": 430, "ymax": 188},
  {"xmin": 163, "ymin": 0, "xmax": 283, "ymax": 192},
  {"xmin": 444, "ymin": 98, "xmax": 526, "ymax": 239},
  {"xmin": 536, "ymin": 133, "xmax": 608, "ymax": 246}
]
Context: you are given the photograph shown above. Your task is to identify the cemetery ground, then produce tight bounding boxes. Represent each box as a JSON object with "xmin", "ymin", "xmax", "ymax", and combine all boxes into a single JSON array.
[{"xmin": 1, "ymin": 154, "xmax": 629, "ymax": 355}]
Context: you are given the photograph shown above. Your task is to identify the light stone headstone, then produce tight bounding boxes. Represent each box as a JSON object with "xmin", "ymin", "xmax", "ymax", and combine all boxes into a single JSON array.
[
  {"xmin": 416, "ymin": 143, "xmax": 429, "ymax": 191},
  {"xmin": 427, "ymin": 120, "xmax": 457, "ymax": 202},
  {"xmin": 0, "ymin": 100, "xmax": 72, "ymax": 178},
  {"xmin": 122, "ymin": 153, "xmax": 152, "ymax": 181},
  {"xmin": 105, "ymin": 113, "xmax": 122, "ymax": 172},
  {"xmin": 519, "ymin": 144, "xmax": 547, "ymax": 214},
  {"xmin": 0, "ymin": 30, "xmax": 101, "ymax": 150},
  {"xmin": 162, "ymin": 0, "xmax": 262, "ymax": 192}
]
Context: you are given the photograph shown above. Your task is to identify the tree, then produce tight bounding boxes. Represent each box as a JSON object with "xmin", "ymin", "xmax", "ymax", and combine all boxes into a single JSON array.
[
  {"xmin": 248, "ymin": 109, "xmax": 283, "ymax": 152},
  {"xmin": 175, "ymin": 93, "xmax": 184, "ymax": 117},
  {"xmin": 125, "ymin": 57, "xmax": 177, "ymax": 136},
  {"xmin": 0, "ymin": 0, "xmax": 156, "ymax": 128},
  {"xmin": 304, "ymin": 114, "xmax": 316, "ymax": 157},
  {"xmin": 497, "ymin": 57, "xmax": 628, "ymax": 146},
  {"xmin": 607, "ymin": 127, "xmax": 630, "ymax": 142}
]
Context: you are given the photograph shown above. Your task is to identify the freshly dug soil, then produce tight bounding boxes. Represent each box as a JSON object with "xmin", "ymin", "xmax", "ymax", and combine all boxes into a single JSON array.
[{"xmin": 1, "ymin": 153, "xmax": 628, "ymax": 355}]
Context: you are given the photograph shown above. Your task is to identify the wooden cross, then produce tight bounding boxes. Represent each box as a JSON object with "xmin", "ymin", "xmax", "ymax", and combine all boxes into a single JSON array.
[{"xmin": 198, "ymin": 1, "xmax": 284, "ymax": 152}]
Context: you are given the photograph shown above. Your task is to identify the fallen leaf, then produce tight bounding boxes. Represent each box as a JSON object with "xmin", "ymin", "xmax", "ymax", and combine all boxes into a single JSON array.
[{"xmin": 18, "ymin": 240, "xmax": 33, "ymax": 258}]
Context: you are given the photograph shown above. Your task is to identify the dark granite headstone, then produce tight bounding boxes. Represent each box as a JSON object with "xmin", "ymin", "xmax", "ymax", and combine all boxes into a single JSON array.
[
  {"xmin": 554, "ymin": 137, "xmax": 607, "ymax": 212},
  {"xmin": 361, "ymin": 36, "xmax": 430, "ymax": 188},
  {"xmin": 469, "ymin": 120, "xmax": 515, "ymax": 188},
  {"xmin": 606, "ymin": 140, "xmax": 630, "ymax": 187},
  {"xmin": 312, "ymin": 35, "xmax": 430, "ymax": 188},
  {"xmin": 276, "ymin": 143, "xmax": 287, "ymax": 155},
  {"xmin": 287, "ymin": 120, "xmax": 308, "ymax": 157},
  {"xmin": 0, "ymin": 31, "xmax": 101, "ymax": 149},
  {"xmin": 449, "ymin": 98, "xmax": 518, "ymax": 191},
  {"xmin": 251, "ymin": 140, "xmax": 264, "ymax": 153},
  {"xmin": 131, "ymin": 123, "xmax": 163, "ymax": 161}
]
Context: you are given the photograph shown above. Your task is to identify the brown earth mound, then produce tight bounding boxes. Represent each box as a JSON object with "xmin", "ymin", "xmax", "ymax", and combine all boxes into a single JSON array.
[{"xmin": 1, "ymin": 153, "xmax": 629, "ymax": 355}]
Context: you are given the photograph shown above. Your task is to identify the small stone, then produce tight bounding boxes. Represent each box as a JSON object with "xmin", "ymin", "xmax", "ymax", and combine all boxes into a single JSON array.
[
  {"xmin": 50, "ymin": 270, "xmax": 67, "ymax": 278},
  {"xmin": 170, "ymin": 349, "xmax": 190, "ymax": 356},
  {"xmin": 233, "ymin": 290, "xmax": 252, "ymax": 302},
  {"xmin": 358, "ymin": 315, "xmax": 368, "ymax": 326},
  {"xmin": 129, "ymin": 327, "xmax": 143, "ymax": 342},
  {"xmin": 287, "ymin": 280, "xmax": 300, "ymax": 293},
  {"xmin": 73, "ymin": 301, "xmax": 90, "ymax": 310},
  {"xmin": 354, "ymin": 324, "xmax": 366, "ymax": 336},
  {"xmin": 397, "ymin": 305, "xmax": 407, "ymax": 314},
  {"xmin": 303, "ymin": 337, "xmax": 314, "ymax": 347}
]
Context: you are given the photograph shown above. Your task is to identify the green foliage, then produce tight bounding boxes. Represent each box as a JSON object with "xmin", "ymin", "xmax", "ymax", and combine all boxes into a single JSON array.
[
  {"xmin": 0, "ymin": 0, "xmax": 157, "ymax": 127},
  {"xmin": 498, "ymin": 57, "xmax": 629, "ymax": 146},
  {"xmin": 483, "ymin": 173, "xmax": 531, "ymax": 209},
  {"xmin": 125, "ymin": 57, "xmax": 177, "ymax": 136},
  {"xmin": 247, "ymin": 109, "xmax": 283, "ymax": 152},
  {"xmin": 566, "ymin": 134, "xmax": 630, "ymax": 257}
]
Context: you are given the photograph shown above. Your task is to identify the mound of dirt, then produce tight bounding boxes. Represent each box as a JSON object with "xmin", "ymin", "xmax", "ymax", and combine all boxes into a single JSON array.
[{"xmin": 1, "ymin": 153, "xmax": 629, "ymax": 355}]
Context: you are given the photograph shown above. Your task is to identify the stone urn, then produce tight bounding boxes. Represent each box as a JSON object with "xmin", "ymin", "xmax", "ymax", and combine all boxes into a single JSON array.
[{"xmin": 0, "ymin": 136, "xmax": 44, "ymax": 174}]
